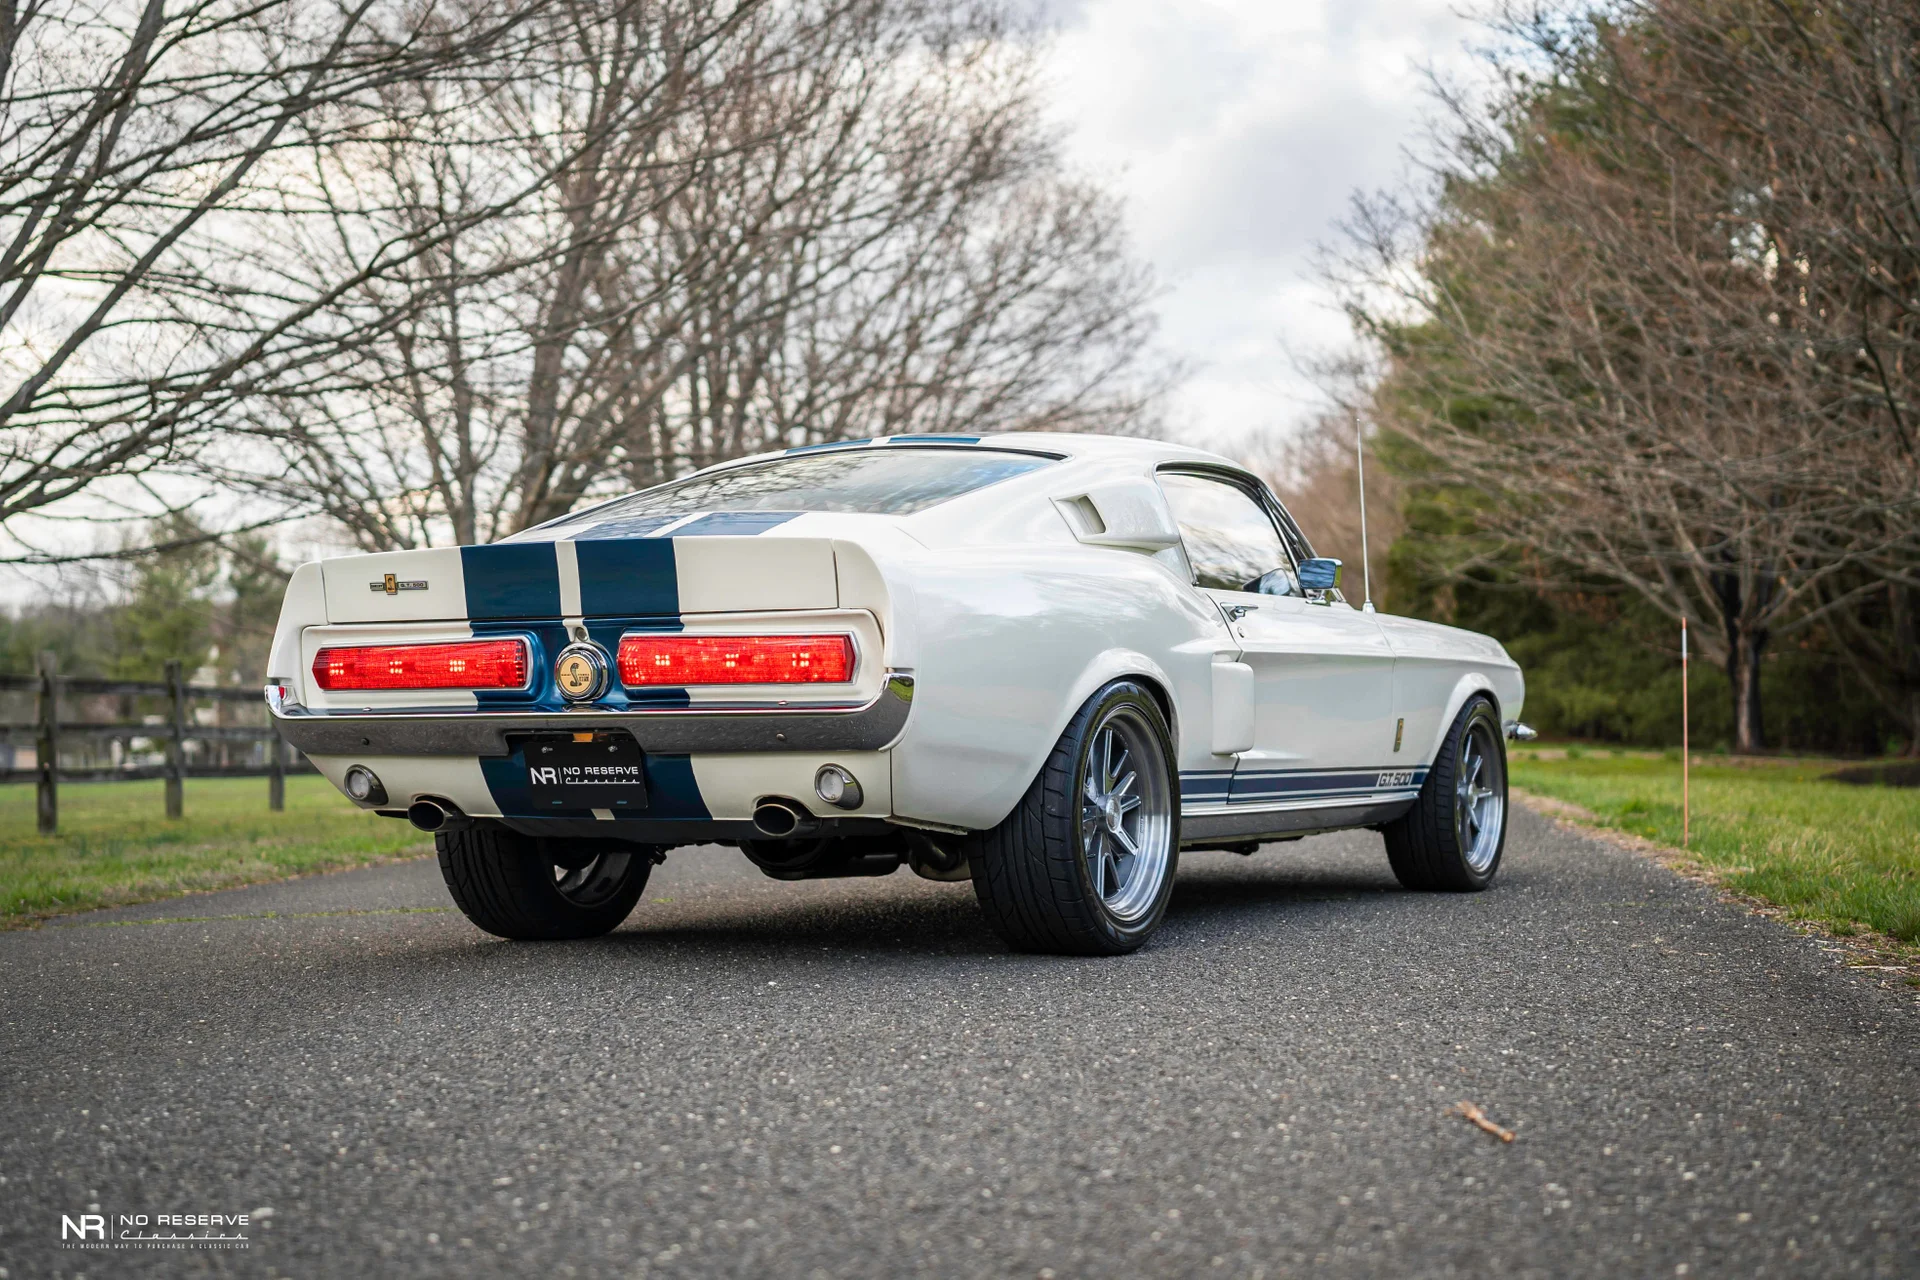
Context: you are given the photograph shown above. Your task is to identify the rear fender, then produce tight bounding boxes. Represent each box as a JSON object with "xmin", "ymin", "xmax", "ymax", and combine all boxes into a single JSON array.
[{"xmin": 883, "ymin": 547, "xmax": 1224, "ymax": 832}]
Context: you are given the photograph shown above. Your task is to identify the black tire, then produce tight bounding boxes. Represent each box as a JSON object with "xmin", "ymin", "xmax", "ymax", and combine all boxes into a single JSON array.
[
  {"xmin": 967, "ymin": 680, "xmax": 1180, "ymax": 955},
  {"xmin": 436, "ymin": 826, "xmax": 653, "ymax": 940},
  {"xmin": 1382, "ymin": 695, "xmax": 1508, "ymax": 891}
]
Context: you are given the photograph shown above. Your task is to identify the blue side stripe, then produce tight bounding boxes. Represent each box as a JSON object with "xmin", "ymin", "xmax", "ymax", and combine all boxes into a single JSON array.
[
  {"xmin": 665, "ymin": 511, "xmax": 801, "ymax": 537},
  {"xmin": 575, "ymin": 539, "xmax": 678, "ymax": 617},
  {"xmin": 1180, "ymin": 765, "xmax": 1429, "ymax": 807},
  {"xmin": 1229, "ymin": 768, "xmax": 1426, "ymax": 803},
  {"xmin": 461, "ymin": 544, "xmax": 561, "ymax": 620},
  {"xmin": 1179, "ymin": 770, "xmax": 1233, "ymax": 801}
]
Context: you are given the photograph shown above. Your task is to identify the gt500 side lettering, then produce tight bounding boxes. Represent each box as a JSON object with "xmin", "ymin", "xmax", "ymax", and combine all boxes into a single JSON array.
[{"xmin": 1376, "ymin": 770, "xmax": 1417, "ymax": 788}]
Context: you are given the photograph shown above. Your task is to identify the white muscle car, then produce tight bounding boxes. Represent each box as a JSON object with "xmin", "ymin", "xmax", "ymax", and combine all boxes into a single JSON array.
[{"xmin": 266, "ymin": 433, "xmax": 1528, "ymax": 954}]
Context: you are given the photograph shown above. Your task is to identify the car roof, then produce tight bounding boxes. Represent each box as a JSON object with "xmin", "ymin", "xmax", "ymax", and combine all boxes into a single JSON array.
[{"xmin": 764, "ymin": 430, "xmax": 1241, "ymax": 471}]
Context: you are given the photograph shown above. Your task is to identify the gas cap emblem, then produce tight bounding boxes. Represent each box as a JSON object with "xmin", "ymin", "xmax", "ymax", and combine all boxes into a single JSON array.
[{"xmin": 554, "ymin": 643, "xmax": 610, "ymax": 702}]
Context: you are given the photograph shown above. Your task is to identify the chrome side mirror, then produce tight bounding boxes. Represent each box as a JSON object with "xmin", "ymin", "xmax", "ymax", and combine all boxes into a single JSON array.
[{"xmin": 1297, "ymin": 558, "xmax": 1343, "ymax": 591}]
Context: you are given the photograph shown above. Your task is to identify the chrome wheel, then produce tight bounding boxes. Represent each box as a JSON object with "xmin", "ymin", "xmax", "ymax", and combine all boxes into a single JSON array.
[
  {"xmin": 1079, "ymin": 705, "xmax": 1174, "ymax": 923},
  {"xmin": 1456, "ymin": 719, "xmax": 1505, "ymax": 873},
  {"xmin": 553, "ymin": 851, "xmax": 634, "ymax": 908}
]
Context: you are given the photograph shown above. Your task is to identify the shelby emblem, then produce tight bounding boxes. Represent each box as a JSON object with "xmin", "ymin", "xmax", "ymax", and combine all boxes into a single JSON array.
[
  {"xmin": 369, "ymin": 573, "xmax": 428, "ymax": 595},
  {"xmin": 554, "ymin": 643, "xmax": 611, "ymax": 702}
]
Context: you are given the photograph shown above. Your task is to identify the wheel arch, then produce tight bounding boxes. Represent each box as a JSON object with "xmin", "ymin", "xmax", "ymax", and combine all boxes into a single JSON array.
[
  {"xmin": 1417, "ymin": 673, "xmax": 1502, "ymax": 765},
  {"xmin": 1055, "ymin": 649, "xmax": 1181, "ymax": 761}
]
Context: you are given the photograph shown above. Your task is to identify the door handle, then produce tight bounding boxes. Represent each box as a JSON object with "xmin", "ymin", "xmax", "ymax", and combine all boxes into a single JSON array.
[{"xmin": 1224, "ymin": 604, "xmax": 1258, "ymax": 621}]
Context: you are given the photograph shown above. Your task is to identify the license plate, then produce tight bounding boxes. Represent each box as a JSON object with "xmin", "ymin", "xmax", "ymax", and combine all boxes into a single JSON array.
[{"xmin": 522, "ymin": 734, "xmax": 649, "ymax": 811}]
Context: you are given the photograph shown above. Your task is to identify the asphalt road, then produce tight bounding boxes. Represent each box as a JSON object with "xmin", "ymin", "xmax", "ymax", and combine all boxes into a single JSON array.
[{"xmin": 2, "ymin": 804, "xmax": 1915, "ymax": 1279}]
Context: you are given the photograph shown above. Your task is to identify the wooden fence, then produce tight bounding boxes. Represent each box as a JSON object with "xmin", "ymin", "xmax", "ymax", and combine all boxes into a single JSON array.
[{"xmin": 1, "ymin": 652, "xmax": 310, "ymax": 834}]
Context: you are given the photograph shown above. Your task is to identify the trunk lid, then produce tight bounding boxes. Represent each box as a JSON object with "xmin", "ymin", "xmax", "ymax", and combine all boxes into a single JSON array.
[{"xmin": 320, "ymin": 536, "xmax": 841, "ymax": 623}]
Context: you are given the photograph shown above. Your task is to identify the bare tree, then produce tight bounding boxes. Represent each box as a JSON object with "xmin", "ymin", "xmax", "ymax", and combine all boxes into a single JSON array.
[
  {"xmin": 217, "ymin": 0, "xmax": 1161, "ymax": 548},
  {"xmin": 0, "ymin": 0, "xmax": 553, "ymax": 531},
  {"xmin": 1333, "ymin": 0, "xmax": 1920, "ymax": 751}
]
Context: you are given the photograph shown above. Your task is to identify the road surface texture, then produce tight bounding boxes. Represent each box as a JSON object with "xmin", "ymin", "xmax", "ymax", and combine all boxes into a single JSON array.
[{"xmin": 2, "ymin": 804, "xmax": 1915, "ymax": 1279}]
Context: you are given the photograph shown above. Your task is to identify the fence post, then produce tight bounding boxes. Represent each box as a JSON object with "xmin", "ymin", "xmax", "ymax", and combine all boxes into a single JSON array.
[
  {"xmin": 165, "ymin": 659, "xmax": 185, "ymax": 819},
  {"xmin": 268, "ymin": 730, "xmax": 286, "ymax": 812},
  {"xmin": 35, "ymin": 650, "xmax": 57, "ymax": 835}
]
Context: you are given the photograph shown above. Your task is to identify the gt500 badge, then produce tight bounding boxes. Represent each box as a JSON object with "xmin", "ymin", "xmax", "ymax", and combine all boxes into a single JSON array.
[
  {"xmin": 369, "ymin": 574, "xmax": 428, "ymax": 594},
  {"xmin": 1376, "ymin": 770, "xmax": 1417, "ymax": 788}
]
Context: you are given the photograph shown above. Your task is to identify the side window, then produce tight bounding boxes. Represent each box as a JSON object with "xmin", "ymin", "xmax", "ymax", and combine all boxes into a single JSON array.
[{"xmin": 1157, "ymin": 472, "xmax": 1296, "ymax": 594}]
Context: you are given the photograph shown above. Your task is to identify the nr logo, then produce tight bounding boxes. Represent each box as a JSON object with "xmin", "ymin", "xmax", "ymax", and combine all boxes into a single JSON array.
[{"xmin": 63, "ymin": 1214, "xmax": 105, "ymax": 1240}]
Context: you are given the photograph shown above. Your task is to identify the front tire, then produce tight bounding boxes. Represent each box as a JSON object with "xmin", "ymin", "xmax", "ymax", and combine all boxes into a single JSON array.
[
  {"xmin": 967, "ymin": 681, "xmax": 1179, "ymax": 955},
  {"xmin": 1382, "ymin": 695, "xmax": 1508, "ymax": 891},
  {"xmin": 437, "ymin": 827, "xmax": 654, "ymax": 939}
]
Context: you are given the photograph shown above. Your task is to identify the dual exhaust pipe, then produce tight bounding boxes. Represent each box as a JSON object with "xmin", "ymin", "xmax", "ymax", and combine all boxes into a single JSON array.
[
  {"xmin": 395, "ymin": 765, "xmax": 864, "ymax": 839},
  {"xmin": 406, "ymin": 794, "xmax": 823, "ymax": 839}
]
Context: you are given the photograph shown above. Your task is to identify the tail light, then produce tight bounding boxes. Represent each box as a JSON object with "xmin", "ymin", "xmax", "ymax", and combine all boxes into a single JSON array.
[
  {"xmin": 312, "ymin": 638, "xmax": 530, "ymax": 691},
  {"xmin": 617, "ymin": 634, "xmax": 854, "ymax": 687}
]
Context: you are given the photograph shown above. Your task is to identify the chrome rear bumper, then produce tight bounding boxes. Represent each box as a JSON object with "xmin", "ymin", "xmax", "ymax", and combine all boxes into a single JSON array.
[{"xmin": 269, "ymin": 672, "xmax": 915, "ymax": 757}]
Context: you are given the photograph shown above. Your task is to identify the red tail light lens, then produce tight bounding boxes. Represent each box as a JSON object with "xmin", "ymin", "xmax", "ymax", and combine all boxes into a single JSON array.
[
  {"xmin": 617, "ymin": 634, "xmax": 855, "ymax": 687},
  {"xmin": 312, "ymin": 639, "xmax": 530, "ymax": 691}
]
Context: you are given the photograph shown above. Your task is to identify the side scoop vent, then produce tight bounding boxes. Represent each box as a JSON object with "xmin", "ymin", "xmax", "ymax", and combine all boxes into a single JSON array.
[{"xmin": 1053, "ymin": 478, "xmax": 1182, "ymax": 553}]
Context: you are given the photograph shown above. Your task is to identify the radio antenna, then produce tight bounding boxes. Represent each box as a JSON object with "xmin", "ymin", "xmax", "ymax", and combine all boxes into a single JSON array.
[{"xmin": 1356, "ymin": 422, "xmax": 1376, "ymax": 614}]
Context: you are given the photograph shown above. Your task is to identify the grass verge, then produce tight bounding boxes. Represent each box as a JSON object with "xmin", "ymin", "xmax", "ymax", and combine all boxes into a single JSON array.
[
  {"xmin": 0, "ymin": 776, "xmax": 430, "ymax": 928},
  {"xmin": 1510, "ymin": 749, "xmax": 1920, "ymax": 951}
]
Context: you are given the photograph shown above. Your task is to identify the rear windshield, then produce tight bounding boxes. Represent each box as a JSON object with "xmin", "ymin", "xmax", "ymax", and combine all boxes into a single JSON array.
[{"xmin": 525, "ymin": 447, "xmax": 1054, "ymax": 536}]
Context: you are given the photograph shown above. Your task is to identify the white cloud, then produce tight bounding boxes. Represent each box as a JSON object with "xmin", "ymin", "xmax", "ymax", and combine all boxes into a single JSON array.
[{"xmin": 1037, "ymin": 0, "xmax": 1480, "ymax": 453}]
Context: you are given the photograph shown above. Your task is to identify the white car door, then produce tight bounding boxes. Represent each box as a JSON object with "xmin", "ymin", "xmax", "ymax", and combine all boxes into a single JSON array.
[{"xmin": 1157, "ymin": 469, "xmax": 1400, "ymax": 812}]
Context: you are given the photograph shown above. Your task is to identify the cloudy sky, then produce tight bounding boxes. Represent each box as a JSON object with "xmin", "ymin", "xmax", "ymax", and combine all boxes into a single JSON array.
[{"xmin": 1035, "ymin": 0, "xmax": 1481, "ymax": 451}]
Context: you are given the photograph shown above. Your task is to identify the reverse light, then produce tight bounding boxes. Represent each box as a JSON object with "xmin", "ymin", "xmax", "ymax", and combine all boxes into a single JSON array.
[
  {"xmin": 311, "ymin": 639, "xmax": 530, "ymax": 691},
  {"xmin": 617, "ymin": 634, "xmax": 855, "ymax": 687}
]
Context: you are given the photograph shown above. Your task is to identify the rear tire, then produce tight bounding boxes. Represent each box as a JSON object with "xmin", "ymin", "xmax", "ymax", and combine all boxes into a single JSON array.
[
  {"xmin": 437, "ymin": 827, "xmax": 654, "ymax": 939},
  {"xmin": 1382, "ymin": 695, "xmax": 1507, "ymax": 891},
  {"xmin": 967, "ymin": 681, "xmax": 1179, "ymax": 955}
]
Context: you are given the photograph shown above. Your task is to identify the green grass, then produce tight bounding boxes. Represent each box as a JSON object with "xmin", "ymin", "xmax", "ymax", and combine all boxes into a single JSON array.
[
  {"xmin": 0, "ymin": 775, "xmax": 430, "ymax": 927},
  {"xmin": 1511, "ymin": 750, "xmax": 1920, "ymax": 946}
]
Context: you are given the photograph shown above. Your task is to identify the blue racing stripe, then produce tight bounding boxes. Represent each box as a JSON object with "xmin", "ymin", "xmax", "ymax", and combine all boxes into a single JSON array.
[
  {"xmin": 666, "ymin": 511, "xmax": 802, "ymax": 537},
  {"xmin": 785, "ymin": 438, "xmax": 871, "ymax": 454},
  {"xmin": 572, "ymin": 514, "xmax": 680, "ymax": 541},
  {"xmin": 892, "ymin": 434, "xmax": 981, "ymax": 444},
  {"xmin": 461, "ymin": 543, "xmax": 561, "ymax": 620},
  {"xmin": 574, "ymin": 539, "xmax": 678, "ymax": 617},
  {"xmin": 639, "ymin": 754, "xmax": 711, "ymax": 821}
]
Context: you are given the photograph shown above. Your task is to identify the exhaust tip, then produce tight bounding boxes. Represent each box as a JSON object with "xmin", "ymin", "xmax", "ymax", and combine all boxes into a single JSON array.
[
  {"xmin": 407, "ymin": 799, "xmax": 453, "ymax": 832},
  {"xmin": 752, "ymin": 799, "xmax": 811, "ymax": 839}
]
